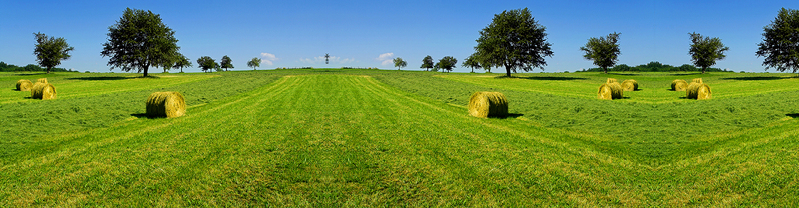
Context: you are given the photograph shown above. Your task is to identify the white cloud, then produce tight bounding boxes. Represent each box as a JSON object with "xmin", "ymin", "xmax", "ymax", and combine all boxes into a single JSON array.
[
  {"xmin": 376, "ymin": 53, "xmax": 394, "ymax": 66},
  {"xmin": 299, "ymin": 56, "xmax": 355, "ymax": 65},
  {"xmin": 260, "ymin": 52, "xmax": 279, "ymax": 65}
]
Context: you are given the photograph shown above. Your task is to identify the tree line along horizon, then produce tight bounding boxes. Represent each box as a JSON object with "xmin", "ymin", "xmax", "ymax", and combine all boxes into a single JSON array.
[{"xmin": 22, "ymin": 7, "xmax": 799, "ymax": 76}]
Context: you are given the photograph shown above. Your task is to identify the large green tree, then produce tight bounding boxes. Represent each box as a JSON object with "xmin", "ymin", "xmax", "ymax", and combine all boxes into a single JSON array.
[
  {"xmin": 101, "ymin": 8, "xmax": 181, "ymax": 77},
  {"xmin": 393, "ymin": 57, "xmax": 407, "ymax": 70},
  {"xmin": 462, "ymin": 54, "xmax": 482, "ymax": 73},
  {"xmin": 689, "ymin": 32, "xmax": 729, "ymax": 74},
  {"xmin": 220, "ymin": 55, "xmax": 233, "ymax": 71},
  {"xmin": 33, "ymin": 32, "xmax": 74, "ymax": 74},
  {"xmin": 197, "ymin": 56, "xmax": 218, "ymax": 73},
  {"xmin": 580, "ymin": 32, "xmax": 621, "ymax": 74},
  {"xmin": 247, "ymin": 57, "xmax": 261, "ymax": 70},
  {"xmin": 756, "ymin": 8, "xmax": 799, "ymax": 73},
  {"xmin": 437, "ymin": 56, "xmax": 457, "ymax": 73},
  {"xmin": 421, "ymin": 55, "xmax": 434, "ymax": 71},
  {"xmin": 475, "ymin": 8, "xmax": 553, "ymax": 77}
]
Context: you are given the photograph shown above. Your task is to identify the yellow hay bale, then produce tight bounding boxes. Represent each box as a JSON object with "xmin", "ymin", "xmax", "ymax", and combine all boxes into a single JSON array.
[
  {"xmin": 468, "ymin": 92, "xmax": 508, "ymax": 118},
  {"xmin": 146, "ymin": 92, "xmax": 186, "ymax": 118},
  {"xmin": 686, "ymin": 82, "xmax": 703, "ymax": 99},
  {"xmin": 691, "ymin": 78, "xmax": 703, "ymax": 84},
  {"xmin": 608, "ymin": 82, "xmax": 623, "ymax": 99},
  {"xmin": 697, "ymin": 84, "xmax": 712, "ymax": 100},
  {"xmin": 606, "ymin": 78, "xmax": 618, "ymax": 84},
  {"xmin": 671, "ymin": 79, "xmax": 688, "ymax": 91},
  {"xmin": 598, "ymin": 84, "xmax": 612, "ymax": 100},
  {"xmin": 36, "ymin": 78, "xmax": 48, "ymax": 84},
  {"xmin": 16, "ymin": 79, "xmax": 33, "ymax": 91},
  {"xmin": 31, "ymin": 82, "xmax": 56, "ymax": 100},
  {"xmin": 621, "ymin": 79, "xmax": 638, "ymax": 91}
]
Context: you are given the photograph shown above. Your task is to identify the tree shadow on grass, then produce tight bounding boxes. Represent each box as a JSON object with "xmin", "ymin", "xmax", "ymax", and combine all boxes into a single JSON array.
[
  {"xmin": 720, "ymin": 76, "xmax": 794, "ymax": 81},
  {"xmin": 494, "ymin": 76, "xmax": 587, "ymax": 81},
  {"xmin": 131, "ymin": 113, "xmax": 163, "ymax": 119},
  {"xmin": 492, "ymin": 113, "xmax": 524, "ymax": 119},
  {"xmin": 786, "ymin": 114, "xmax": 799, "ymax": 118}
]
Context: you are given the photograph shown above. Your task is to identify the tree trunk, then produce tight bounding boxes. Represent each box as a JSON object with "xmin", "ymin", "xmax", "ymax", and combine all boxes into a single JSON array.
[
  {"xmin": 143, "ymin": 66, "xmax": 149, "ymax": 77},
  {"xmin": 604, "ymin": 67, "xmax": 608, "ymax": 74},
  {"xmin": 702, "ymin": 67, "xmax": 706, "ymax": 74},
  {"xmin": 46, "ymin": 67, "xmax": 51, "ymax": 74},
  {"xmin": 505, "ymin": 65, "xmax": 511, "ymax": 77}
]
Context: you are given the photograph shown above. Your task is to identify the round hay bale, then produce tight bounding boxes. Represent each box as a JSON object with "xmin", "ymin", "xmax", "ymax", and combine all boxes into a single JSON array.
[
  {"xmin": 606, "ymin": 78, "xmax": 618, "ymax": 84},
  {"xmin": 16, "ymin": 79, "xmax": 33, "ymax": 91},
  {"xmin": 691, "ymin": 78, "xmax": 703, "ymax": 84},
  {"xmin": 36, "ymin": 78, "xmax": 48, "ymax": 84},
  {"xmin": 598, "ymin": 84, "xmax": 613, "ymax": 100},
  {"xmin": 686, "ymin": 82, "xmax": 704, "ymax": 99},
  {"xmin": 31, "ymin": 82, "xmax": 56, "ymax": 100},
  {"xmin": 468, "ymin": 92, "xmax": 508, "ymax": 118},
  {"xmin": 146, "ymin": 92, "xmax": 186, "ymax": 118},
  {"xmin": 697, "ymin": 84, "xmax": 712, "ymax": 100},
  {"xmin": 621, "ymin": 79, "xmax": 638, "ymax": 91},
  {"xmin": 671, "ymin": 79, "xmax": 688, "ymax": 91},
  {"xmin": 608, "ymin": 82, "xmax": 623, "ymax": 99}
]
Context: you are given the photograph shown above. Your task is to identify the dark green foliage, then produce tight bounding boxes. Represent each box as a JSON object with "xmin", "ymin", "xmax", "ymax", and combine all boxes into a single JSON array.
[
  {"xmin": 0, "ymin": 62, "xmax": 74, "ymax": 72},
  {"xmin": 101, "ymin": 8, "xmax": 181, "ymax": 77},
  {"xmin": 220, "ymin": 55, "xmax": 233, "ymax": 71},
  {"xmin": 462, "ymin": 54, "xmax": 482, "ymax": 73},
  {"xmin": 247, "ymin": 57, "xmax": 261, "ymax": 70},
  {"xmin": 393, "ymin": 57, "xmax": 407, "ymax": 70},
  {"xmin": 581, "ymin": 32, "xmax": 621, "ymax": 74},
  {"xmin": 475, "ymin": 8, "xmax": 554, "ymax": 77},
  {"xmin": 436, "ymin": 56, "xmax": 457, "ymax": 72},
  {"xmin": 581, "ymin": 62, "xmax": 725, "ymax": 72},
  {"xmin": 756, "ymin": 8, "xmax": 799, "ymax": 73},
  {"xmin": 421, "ymin": 55, "xmax": 434, "ymax": 71},
  {"xmin": 688, "ymin": 32, "xmax": 729, "ymax": 73},
  {"xmin": 161, "ymin": 53, "xmax": 192, "ymax": 73},
  {"xmin": 196, "ymin": 56, "xmax": 218, "ymax": 72},
  {"xmin": 33, "ymin": 33, "xmax": 74, "ymax": 74}
]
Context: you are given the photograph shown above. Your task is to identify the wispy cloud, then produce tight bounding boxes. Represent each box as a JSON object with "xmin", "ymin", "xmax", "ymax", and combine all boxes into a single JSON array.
[
  {"xmin": 299, "ymin": 56, "xmax": 355, "ymax": 65},
  {"xmin": 376, "ymin": 52, "xmax": 394, "ymax": 66},
  {"xmin": 260, "ymin": 52, "xmax": 279, "ymax": 65}
]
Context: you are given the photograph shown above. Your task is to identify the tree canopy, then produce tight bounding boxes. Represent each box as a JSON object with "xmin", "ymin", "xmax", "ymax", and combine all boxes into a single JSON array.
[
  {"xmin": 474, "ymin": 8, "xmax": 553, "ymax": 77},
  {"xmin": 393, "ymin": 57, "xmax": 407, "ymax": 70},
  {"xmin": 437, "ymin": 56, "xmax": 457, "ymax": 73},
  {"xmin": 580, "ymin": 32, "xmax": 621, "ymax": 74},
  {"xmin": 101, "ymin": 8, "xmax": 181, "ymax": 77},
  {"xmin": 33, "ymin": 32, "xmax": 74, "ymax": 74},
  {"xmin": 247, "ymin": 57, "xmax": 261, "ymax": 70},
  {"xmin": 689, "ymin": 32, "xmax": 729, "ymax": 74},
  {"xmin": 220, "ymin": 55, "xmax": 233, "ymax": 71},
  {"xmin": 756, "ymin": 8, "xmax": 799, "ymax": 73},
  {"xmin": 197, "ymin": 56, "xmax": 218, "ymax": 73},
  {"xmin": 421, "ymin": 55, "xmax": 434, "ymax": 71},
  {"xmin": 462, "ymin": 54, "xmax": 482, "ymax": 73}
]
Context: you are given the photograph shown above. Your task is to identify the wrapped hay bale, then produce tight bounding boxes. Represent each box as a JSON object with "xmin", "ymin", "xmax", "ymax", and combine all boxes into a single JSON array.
[
  {"xmin": 606, "ymin": 78, "xmax": 618, "ymax": 84},
  {"xmin": 671, "ymin": 79, "xmax": 688, "ymax": 91},
  {"xmin": 36, "ymin": 78, "xmax": 48, "ymax": 84},
  {"xmin": 691, "ymin": 78, "xmax": 703, "ymax": 84},
  {"xmin": 31, "ymin": 82, "xmax": 56, "ymax": 100},
  {"xmin": 598, "ymin": 84, "xmax": 613, "ymax": 100},
  {"xmin": 16, "ymin": 79, "xmax": 33, "ymax": 91},
  {"xmin": 468, "ymin": 92, "xmax": 508, "ymax": 118},
  {"xmin": 621, "ymin": 79, "xmax": 638, "ymax": 91},
  {"xmin": 146, "ymin": 92, "xmax": 186, "ymax": 118},
  {"xmin": 697, "ymin": 84, "xmax": 711, "ymax": 100}
]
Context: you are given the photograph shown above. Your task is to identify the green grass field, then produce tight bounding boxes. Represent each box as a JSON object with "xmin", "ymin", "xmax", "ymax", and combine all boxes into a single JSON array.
[{"xmin": 1, "ymin": 70, "xmax": 798, "ymax": 206}]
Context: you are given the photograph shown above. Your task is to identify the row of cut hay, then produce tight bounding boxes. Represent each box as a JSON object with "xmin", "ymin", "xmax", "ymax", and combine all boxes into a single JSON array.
[
  {"xmin": 468, "ymin": 91, "xmax": 508, "ymax": 118},
  {"xmin": 686, "ymin": 78, "xmax": 711, "ymax": 100},
  {"xmin": 146, "ymin": 92, "xmax": 186, "ymax": 118},
  {"xmin": 598, "ymin": 78, "xmax": 624, "ymax": 100}
]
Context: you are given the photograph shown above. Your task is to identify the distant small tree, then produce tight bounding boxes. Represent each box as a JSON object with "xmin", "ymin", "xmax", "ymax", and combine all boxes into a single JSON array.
[
  {"xmin": 220, "ymin": 55, "xmax": 233, "ymax": 71},
  {"xmin": 421, "ymin": 55, "xmax": 434, "ymax": 71},
  {"xmin": 197, "ymin": 56, "xmax": 217, "ymax": 73},
  {"xmin": 581, "ymin": 32, "xmax": 621, "ymax": 74},
  {"xmin": 247, "ymin": 57, "xmax": 261, "ymax": 70},
  {"xmin": 393, "ymin": 57, "xmax": 407, "ymax": 70},
  {"xmin": 756, "ymin": 8, "xmax": 799, "ymax": 74},
  {"xmin": 462, "ymin": 54, "xmax": 482, "ymax": 73},
  {"xmin": 101, "ymin": 8, "xmax": 180, "ymax": 77},
  {"xmin": 437, "ymin": 56, "xmax": 458, "ymax": 73},
  {"xmin": 173, "ymin": 54, "xmax": 192, "ymax": 73},
  {"xmin": 33, "ymin": 32, "xmax": 74, "ymax": 74},
  {"xmin": 475, "ymin": 8, "xmax": 554, "ymax": 77},
  {"xmin": 688, "ymin": 32, "xmax": 729, "ymax": 74}
]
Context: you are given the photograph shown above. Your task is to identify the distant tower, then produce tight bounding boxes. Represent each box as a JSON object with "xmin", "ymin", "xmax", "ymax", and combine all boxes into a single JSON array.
[{"xmin": 325, "ymin": 53, "xmax": 330, "ymax": 64}]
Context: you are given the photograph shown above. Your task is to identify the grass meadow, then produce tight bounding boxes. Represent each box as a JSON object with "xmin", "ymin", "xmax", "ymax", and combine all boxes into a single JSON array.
[{"xmin": 1, "ymin": 69, "xmax": 798, "ymax": 206}]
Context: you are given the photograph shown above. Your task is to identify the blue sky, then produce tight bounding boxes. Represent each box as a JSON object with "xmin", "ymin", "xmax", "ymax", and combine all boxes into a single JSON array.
[{"xmin": 0, "ymin": 0, "xmax": 795, "ymax": 73}]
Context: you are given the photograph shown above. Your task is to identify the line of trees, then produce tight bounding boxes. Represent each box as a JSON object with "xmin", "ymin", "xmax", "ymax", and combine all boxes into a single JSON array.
[
  {"xmin": 0, "ymin": 62, "xmax": 76, "ymax": 72},
  {"xmin": 580, "ymin": 62, "xmax": 729, "ymax": 73}
]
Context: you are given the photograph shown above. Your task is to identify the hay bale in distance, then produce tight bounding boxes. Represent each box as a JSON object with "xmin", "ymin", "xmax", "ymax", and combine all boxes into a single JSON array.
[
  {"xmin": 697, "ymin": 84, "xmax": 712, "ymax": 100},
  {"xmin": 16, "ymin": 79, "xmax": 33, "ymax": 91},
  {"xmin": 468, "ymin": 92, "xmax": 508, "ymax": 118},
  {"xmin": 691, "ymin": 78, "xmax": 703, "ymax": 84},
  {"xmin": 146, "ymin": 92, "xmax": 186, "ymax": 118},
  {"xmin": 606, "ymin": 78, "xmax": 618, "ymax": 84},
  {"xmin": 671, "ymin": 79, "xmax": 688, "ymax": 91},
  {"xmin": 36, "ymin": 78, "xmax": 48, "ymax": 84},
  {"xmin": 598, "ymin": 84, "xmax": 613, "ymax": 100},
  {"xmin": 31, "ymin": 82, "xmax": 56, "ymax": 100},
  {"xmin": 621, "ymin": 79, "xmax": 638, "ymax": 91}
]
